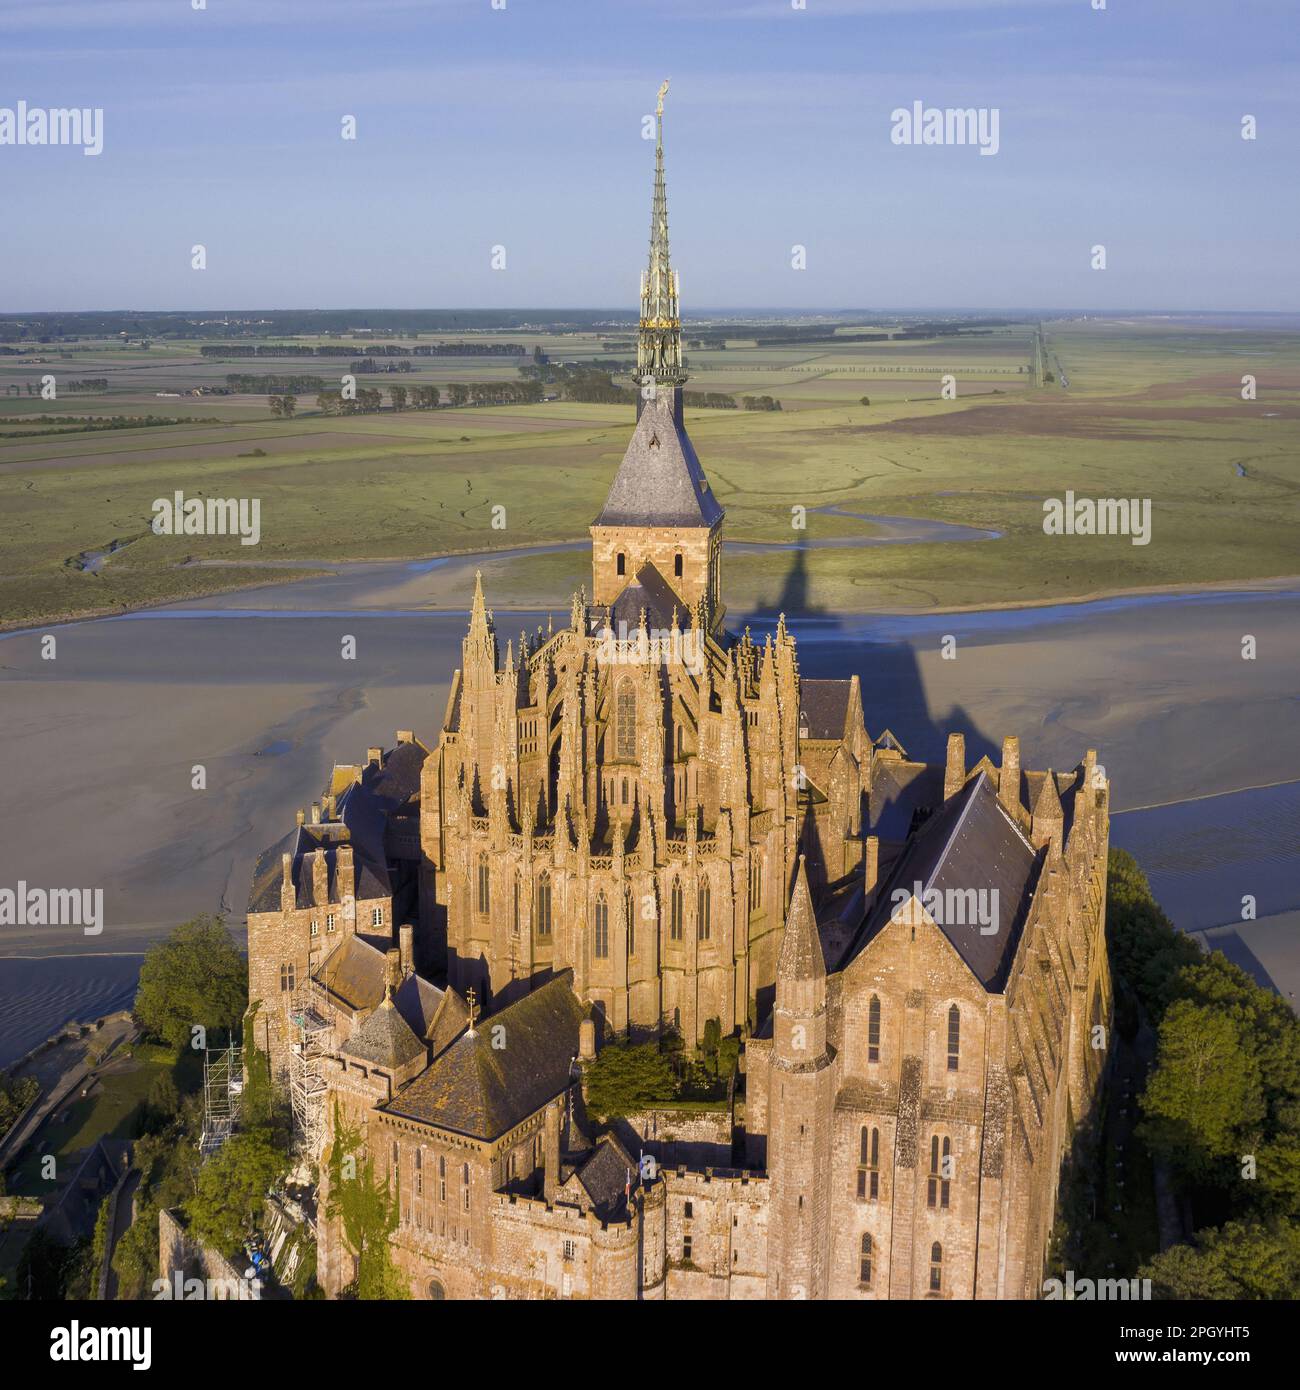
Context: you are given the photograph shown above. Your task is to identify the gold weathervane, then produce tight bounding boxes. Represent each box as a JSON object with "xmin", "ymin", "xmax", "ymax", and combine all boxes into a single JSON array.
[{"xmin": 656, "ymin": 79, "xmax": 670, "ymax": 117}]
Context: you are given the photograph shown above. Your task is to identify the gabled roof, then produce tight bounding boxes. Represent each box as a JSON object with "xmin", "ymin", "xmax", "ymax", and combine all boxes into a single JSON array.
[
  {"xmin": 608, "ymin": 561, "xmax": 684, "ymax": 633},
  {"xmin": 593, "ymin": 392, "xmax": 723, "ymax": 530},
  {"xmin": 867, "ymin": 760, "xmax": 944, "ymax": 843},
  {"xmin": 381, "ymin": 973, "xmax": 587, "ymax": 1141},
  {"xmin": 798, "ymin": 679, "xmax": 853, "ymax": 740},
  {"xmin": 569, "ymin": 1134, "xmax": 635, "ymax": 1221},
  {"xmin": 852, "ymin": 770, "xmax": 1043, "ymax": 992}
]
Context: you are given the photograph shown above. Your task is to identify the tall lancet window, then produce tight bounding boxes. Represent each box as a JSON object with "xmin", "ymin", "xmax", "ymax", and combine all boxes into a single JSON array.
[
  {"xmin": 593, "ymin": 892, "xmax": 609, "ymax": 959},
  {"xmin": 616, "ymin": 679, "xmax": 636, "ymax": 760},
  {"xmin": 697, "ymin": 880, "xmax": 711, "ymax": 941},
  {"xmin": 535, "ymin": 873, "xmax": 552, "ymax": 939},
  {"xmin": 476, "ymin": 854, "xmax": 490, "ymax": 915}
]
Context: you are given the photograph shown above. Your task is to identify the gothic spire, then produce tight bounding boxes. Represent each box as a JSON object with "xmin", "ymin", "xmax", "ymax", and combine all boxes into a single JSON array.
[{"xmin": 638, "ymin": 79, "xmax": 684, "ymax": 387}]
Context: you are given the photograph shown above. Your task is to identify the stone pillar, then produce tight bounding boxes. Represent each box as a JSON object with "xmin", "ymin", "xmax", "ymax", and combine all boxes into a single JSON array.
[{"xmin": 999, "ymin": 736, "xmax": 1021, "ymax": 815}]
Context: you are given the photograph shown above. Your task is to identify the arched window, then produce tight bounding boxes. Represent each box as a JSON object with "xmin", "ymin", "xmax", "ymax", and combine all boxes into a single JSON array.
[
  {"xmin": 476, "ymin": 854, "xmax": 490, "ymax": 915},
  {"xmin": 535, "ymin": 873, "xmax": 552, "ymax": 938},
  {"xmin": 511, "ymin": 873, "xmax": 520, "ymax": 936},
  {"xmin": 670, "ymin": 879, "xmax": 683, "ymax": 941},
  {"xmin": 947, "ymin": 1004, "xmax": 960, "ymax": 1072},
  {"xmin": 697, "ymin": 880, "xmax": 711, "ymax": 941},
  {"xmin": 428, "ymin": 1279, "xmax": 446, "ymax": 1300},
  {"xmin": 617, "ymin": 552, "xmax": 626, "ymax": 576},
  {"xmin": 616, "ymin": 680, "xmax": 636, "ymax": 760},
  {"xmin": 593, "ymin": 892, "xmax": 609, "ymax": 958},
  {"xmin": 929, "ymin": 1243, "xmax": 943, "ymax": 1293},
  {"xmin": 674, "ymin": 552, "xmax": 683, "ymax": 578},
  {"xmin": 868, "ymin": 995, "xmax": 881, "ymax": 1064},
  {"xmin": 626, "ymin": 889, "xmax": 636, "ymax": 957},
  {"xmin": 675, "ymin": 724, "xmax": 683, "ymax": 759},
  {"xmin": 856, "ymin": 1126, "xmax": 880, "ymax": 1200},
  {"xmin": 859, "ymin": 1233, "xmax": 873, "ymax": 1288},
  {"xmin": 749, "ymin": 853, "xmax": 762, "ymax": 911},
  {"xmin": 927, "ymin": 1134, "xmax": 951, "ymax": 1210},
  {"xmin": 622, "ymin": 777, "xmax": 630, "ymax": 805},
  {"xmin": 414, "ymin": 1146, "xmax": 423, "ymax": 1196}
]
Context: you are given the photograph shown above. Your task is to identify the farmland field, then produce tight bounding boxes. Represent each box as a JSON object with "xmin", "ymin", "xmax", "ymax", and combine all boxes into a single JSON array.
[{"xmin": 1, "ymin": 315, "xmax": 1297, "ymax": 629}]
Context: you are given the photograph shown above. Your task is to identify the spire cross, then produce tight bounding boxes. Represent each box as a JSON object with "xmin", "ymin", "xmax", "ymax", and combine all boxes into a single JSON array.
[{"xmin": 466, "ymin": 986, "xmax": 479, "ymax": 1034}]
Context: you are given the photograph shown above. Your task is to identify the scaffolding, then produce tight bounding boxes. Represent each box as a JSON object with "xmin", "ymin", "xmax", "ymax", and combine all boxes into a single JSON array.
[
  {"xmin": 289, "ymin": 979, "xmax": 333, "ymax": 1158},
  {"xmin": 199, "ymin": 1044, "xmax": 245, "ymax": 1155}
]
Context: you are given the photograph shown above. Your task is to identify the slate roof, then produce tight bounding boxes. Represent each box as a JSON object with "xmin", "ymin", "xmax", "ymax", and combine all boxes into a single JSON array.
[
  {"xmin": 247, "ymin": 739, "xmax": 427, "ymax": 914},
  {"xmin": 798, "ymin": 679, "xmax": 853, "ymax": 740},
  {"xmin": 608, "ymin": 561, "xmax": 684, "ymax": 633},
  {"xmin": 867, "ymin": 760, "xmax": 945, "ymax": 843},
  {"xmin": 571, "ymin": 1134, "xmax": 635, "ymax": 1221},
  {"xmin": 778, "ymin": 857, "xmax": 826, "ymax": 983},
  {"xmin": 342, "ymin": 993, "xmax": 426, "ymax": 1070},
  {"xmin": 315, "ymin": 932, "xmax": 446, "ymax": 1042},
  {"xmin": 853, "ymin": 770, "xmax": 1042, "ymax": 992},
  {"xmin": 381, "ymin": 972, "xmax": 587, "ymax": 1140},
  {"xmin": 593, "ymin": 392, "xmax": 723, "ymax": 529}
]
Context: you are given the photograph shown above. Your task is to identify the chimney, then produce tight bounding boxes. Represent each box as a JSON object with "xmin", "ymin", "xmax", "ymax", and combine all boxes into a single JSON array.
[
  {"xmin": 385, "ymin": 947, "xmax": 402, "ymax": 992},
  {"xmin": 280, "ymin": 853, "xmax": 294, "ymax": 912},
  {"xmin": 335, "ymin": 843, "xmax": 354, "ymax": 898},
  {"xmin": 367, "ymin": 747, "xmax": 383, "ymax": 768},
  {"xmin": 398, "ymin": 923, "xmax": 414, "ymax": 975},
  {"xmin": 863, "ymin": 836, "xmax": 879, "ymax": 909},
  {"xmin": 396, "ymin": 730, "xmax": 414, "ymax": 745},
  {"xmin": 578, "ymin": 1016, "xmax": 597, "ymax": 1063},
  {"xmin": 542, "ymin": 1099, "xmax": 561, "ymax": 1204},
  {"xmin": 944, "ymin": 732, "xmax": 966, "ymax": 800},
  {"xmin": 295, "ymin": 809, "xmax": 305, "ymax": 827},
  {"xmin": 999, "ymin": 736, "xmax": 1021, "ymax": 815},
  {"xmin": 311, "ymin": 847, "xmax": 328, "ymax": 906},
  {"xmin": 310, "ymin": 802, "xmax": 321, "ymax": 825}
]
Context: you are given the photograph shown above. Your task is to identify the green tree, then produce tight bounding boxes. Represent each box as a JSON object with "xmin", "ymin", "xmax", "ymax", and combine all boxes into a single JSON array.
[
  {"xmin": 584, "ymin": 1042, "xmax": 679, "ymax": 1118},
  {"xmin": 187, "ymin": 1127, "xmax": 287, "ymax": 1259},
  {"xmin": 390, "ymin": 385, "xmax": 407, "ymax": 411},
  {"xmin": 281, "ymin": 393, "xmax": 296, "ymax": 418},
  {"xmin": 325, "ymin": 1106, "xmax": 408, "ymax": 1299},
  {"xmin": 448, "ymin": 382, "xmax": 469, "ymax": 407},
  {"xmin": 267, "ymin": 395, "xmax": 284, "ymax": 419},
  {"xmin": 1139, "ymin": 1001, "xmax": 1264, "ymax": 1182},
  {"xmin": 133, "ymin": 915, "xmax": 247, "ymax": 1051},
  {"xmin": 1141, "ymin": 1221, "xmax": 1300, "ymax": 1300}
]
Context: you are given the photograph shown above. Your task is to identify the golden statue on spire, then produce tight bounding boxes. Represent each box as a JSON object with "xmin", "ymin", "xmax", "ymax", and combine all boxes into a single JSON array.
[{"xmin": 656, "ymin": 78, "xmax": 670, "ymax": 117}]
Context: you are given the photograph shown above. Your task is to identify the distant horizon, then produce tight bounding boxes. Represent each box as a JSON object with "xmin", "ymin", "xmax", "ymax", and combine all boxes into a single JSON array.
[{"xmin": 6, "ymin": 307, "xmax": 1300, "ymax": 324}]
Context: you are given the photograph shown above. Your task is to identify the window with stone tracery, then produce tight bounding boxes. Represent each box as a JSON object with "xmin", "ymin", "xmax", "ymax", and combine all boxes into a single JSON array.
[{"xmin": 617, "ymin": 680, "xmax": 636, "ymax": 760}]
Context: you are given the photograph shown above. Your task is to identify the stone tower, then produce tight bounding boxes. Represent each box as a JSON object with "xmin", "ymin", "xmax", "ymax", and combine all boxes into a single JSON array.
[
  {"xmin": 766, "ymin": 857, "xmax": 835, "ymax": 1299},
  {"xmin": 589, "ymin": 80, "xmax": 725, "ymax": 628}
]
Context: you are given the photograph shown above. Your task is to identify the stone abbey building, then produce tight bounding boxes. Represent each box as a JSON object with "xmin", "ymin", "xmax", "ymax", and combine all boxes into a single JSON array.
[{"xmin": 245, "ymin": 88, "xmax": 1112, "ymax": 1300}]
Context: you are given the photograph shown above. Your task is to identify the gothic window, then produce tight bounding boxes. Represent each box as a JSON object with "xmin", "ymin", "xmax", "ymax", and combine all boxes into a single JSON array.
[
  {"xmin": 617, "ymin": 552, "xmax": 626, "ymax": 576},
  {"xmin": 279, "ymin": 963, "xmax": 295, "ymax": 992},
  {"xmin": 622, "ymin": 777, "xmax": 629, "ymax": 805},
  {"xmin": 535, "ymin": 873, "xmax": 552, "ymax": 938},
  {"xmin": 675, "ymin": 724, "xmax": 683, "ymax": 759},
  {"xmin": 593, "ymin": 892, "xmax": 610, "ymax": 959},
  {"xmin": 947, "ymin": 1004, "xmax": 960, "ymax": 1072},
  {"xmin": 749, "ymin": 853, "xmax": 762, "ymax": 911},
  {"xmin": 476, "ymin": 854, "xmax": 490, "ymax": 915},
  {"xmin": 856, "ymin": 1126, "xmax": 880, "ymax": 1201},
  {"xmin": 929, "ymin": 1243, "xmax": 943, "ymax": 1293},
  {"xmin": 625, "ymin": 889, "xmax": 636, "ymax": 957},
  {"xmin": 860, "ymin": 1233, "xmax": 873, "ymax": 1288},
  {"xmin": 512, "ymin": 874, "xmax": 520, "ymax": 936},
  {"xmin": 616, "ymin": 680, "xmax": 636, "ymax": 760},
  {"xmin": 868, "ymin": 995, "xmax": 881, "ymax": 1064},
  {"xmin": 697, "ymin": 880, "xmax": 711, "ymax": 941},
  {"xmin": 674, "ymin": 552, "xmax": 683, "ymax": 578},
  {"xmin": 927, "ymin": 1134, "xmax": 951, "ymax": 1210},
  {"xmin": 670, "ymin": 879, "xmax": 683, "ymax": 941}
]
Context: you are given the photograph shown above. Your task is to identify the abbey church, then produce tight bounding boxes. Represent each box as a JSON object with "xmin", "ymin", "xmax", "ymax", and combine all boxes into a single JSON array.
[{"xmin": 245, "ymin": 88, "xmax": 1112, "ymax": 1300}]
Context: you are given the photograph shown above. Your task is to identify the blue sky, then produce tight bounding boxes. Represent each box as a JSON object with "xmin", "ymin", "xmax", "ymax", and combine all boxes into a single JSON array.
[{"xmin": 1, "ymin": 0, "xmax": 1296, "ymax": 312}]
